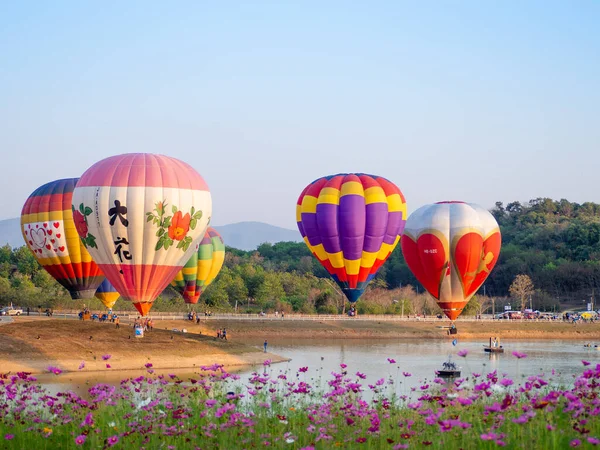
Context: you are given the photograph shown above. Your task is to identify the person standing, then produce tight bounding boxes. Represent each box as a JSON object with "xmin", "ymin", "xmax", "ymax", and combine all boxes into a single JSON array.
[
  {"xmin": 115, "ymin": 316, "xmax": 120, "ymax": 329},
  {"xmin": 263, "ymin": 340, "xmax": 268, "ymax": 353}
]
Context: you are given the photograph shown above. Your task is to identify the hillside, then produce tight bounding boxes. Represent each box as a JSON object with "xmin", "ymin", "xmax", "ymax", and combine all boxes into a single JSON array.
[{"xmin": 0, "ymin": 218, "xmax": 301, "ymax": 251}]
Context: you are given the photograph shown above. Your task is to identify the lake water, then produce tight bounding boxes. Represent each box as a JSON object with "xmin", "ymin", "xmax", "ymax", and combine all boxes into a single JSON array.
[{"xmin": 35, "ymin": 338, "xmax": 600, "ymax": 398}]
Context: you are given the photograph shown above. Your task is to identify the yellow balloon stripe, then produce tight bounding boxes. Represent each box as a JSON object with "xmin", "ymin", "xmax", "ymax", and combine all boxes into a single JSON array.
[
  {"xmin": 364, "ymin": 186, "xmax": 386, "ymax": 205},
  {"xmin": 301, "ymin": 195, "xmax": 318, "ymax": 213},
  {"xmin": 317, "ymin": 187, "xmax": 340, "ymax": 205},
  {"xmin": 360, "ymin": 250, "xmax": 378, "ymax": 268},
  {"xmin": 344, "ymin": 258, "xmax": 361, "ymax": 276},
  {"xmin": 204, "ymin": 251, "xmax": 225, "ymax": 285},
  {"xmin": 387, "ymin": 194, "xmax": 407, "ymax": 214},
  {"xmin": 340, "ymin": 181, "xmax": 364, "ymax": 197},
  {"xmin": 21, "ymin": 210, "xmax": 64, "ymax": 223},
  {"xmin": 327, "ymin": 251, "xmax": 345, "ymax": 269}
]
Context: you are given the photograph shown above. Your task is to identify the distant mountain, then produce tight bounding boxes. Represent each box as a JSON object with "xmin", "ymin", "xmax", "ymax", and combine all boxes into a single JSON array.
[
  {"xmin": 0, "ymin": 217, "xmax": 301, "ymax": 251},
  {"xmin": 213, "ymin": 221, "xmax": 302, "ymax": 251}
]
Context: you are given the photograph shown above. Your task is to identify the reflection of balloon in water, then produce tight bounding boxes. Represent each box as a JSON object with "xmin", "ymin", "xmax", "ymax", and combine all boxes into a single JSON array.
[
  {"xmin": 95, "ymin": 278, "xmax": 120, "ymax": 309},
  {"xmin": 171, "ymin": 227, "xmax": 225, "ymax": 304},
  {"xmin": 21, "ymin": 178, "xmax": 105, "ymax": 299},
  {"xmin": 296, "ymin": 173, "xmax": 407, "ymax": 303},
  {"xmin": 72, "ymin": 153, "xmax": 212, "ymax": 316},
  {"xmin": 401, "ymin": 201, "xmax": 501, "ymax": 321}
]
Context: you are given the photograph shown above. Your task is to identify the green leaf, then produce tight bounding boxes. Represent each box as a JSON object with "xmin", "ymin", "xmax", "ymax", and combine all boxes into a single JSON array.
[
  {"xmin": 155, "ymin": 239, "xmax": 163, "ymax": 252},
  {"xmin": 157, "ymin": 228, "xmax": 164, "ymax": 237},
  {"xmin": 176, "ymin": 240, "xmax": 185, "ymax": 249},
  {"xmin": 193, "ymin": 211, "xmax": 203, "ymax": 220},
  {"xmin": 190, "ymin": 206, "xmax": 195, "ymax": 216},
  {"xmin": 183, "ymin": 240, "xmax": 191, "ymax": 252},
  {"xmin": 190, "ymin": 218, "xmax": 197, "ymax": 230},
  {"xmin": 84, "ymin": 207, "xmax": 93, "ymax": 216},
  {"xmin": 79, "ymin": 203, "xmax": 85, "ymax": 214},
  {"xmin": 164, "ymin": 239, "xmax": 172, "ymax": 250},
  {"xmin": 147, "ymin": 215, "xmax": 154, "ymax": 223},
  {"xmin": 172, "ymin": 205, "xmax": 178, "ymax": 214},
  {"xmin": 163, "ymin": 217, "xmax": 172, "ymax": 228}
]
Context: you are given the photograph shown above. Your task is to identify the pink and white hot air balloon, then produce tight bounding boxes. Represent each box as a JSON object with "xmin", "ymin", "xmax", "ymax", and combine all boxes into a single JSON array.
[{"xmin": 72, "ymin": 154, "xmax": 212, "ymax": 316}]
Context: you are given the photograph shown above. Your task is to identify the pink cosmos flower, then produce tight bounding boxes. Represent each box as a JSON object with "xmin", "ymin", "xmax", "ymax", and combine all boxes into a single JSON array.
[
  {"xmin": 102, "ymin": 354, "xmax": 111, "ymax": 361},
  {"xmin": 75, "ymin": 435, "xmax": 86, "ymax": 445},
  {"xmin": 582, "ymin": 360, "xmax": 591, "ymax": 366},
  {"xmin": 107, "ymin": 435, "xmax": 119, "ymax": 447},
  {"xmin": 387, "ymin": 358, "xmax": 396, "ymax": 364},
  {"xmin": 47, "ymin": 366, "xmax": 62, "ymax": 375},
  {"xmin": 512, "ymin": 351, "xmax": 527, "ymax": 359},
  {"xmin": 78, "ymin": 361, "xmax": 85, "ymax": 370},
  {"xmin": 4, "ymin": 435, "xmax": 14, "ymax": 440},
  {"xmin": 458, "ymin": 349, "xmax": 468, "ymax": 357}
]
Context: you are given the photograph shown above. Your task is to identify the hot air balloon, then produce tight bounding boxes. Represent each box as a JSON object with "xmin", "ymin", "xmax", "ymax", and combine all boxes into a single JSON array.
[
  {"xmin": 400, "ymin": 201, "xmax": 501, "ymax": 321},
  {"xmin": 71, "ymin": 153, "xmax": 212, "ymax": 316},
  {"xmin": 21, "ymin": 178, "xmax": 105, "ymax": 299},
  {"xmin": 296, "ymin": 173, "xmax": 407, "ymax": 303},
  {"xmin": 95, "ymin": 278, "xmax": 120, "ymax": 310},
  {"xmin": 171, "ymin": 227, "xmax": 225, "ymax": 304}
]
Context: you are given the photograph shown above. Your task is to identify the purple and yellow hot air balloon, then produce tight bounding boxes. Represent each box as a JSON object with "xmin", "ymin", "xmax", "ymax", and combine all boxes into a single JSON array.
[
  {"xmin": 21, "ymin": 178, "xmax": 105, "ymax": 299},
  {"xmin": 296, "ymin": 173, "xmax": 407, "ymax": 303},
  {"xmin": 95, "ymin": 278, "xmax": 121, "ymax": 310},
  {"xmin": 171, "ymin": 227, "xmax": 225, "ymax": 304}
]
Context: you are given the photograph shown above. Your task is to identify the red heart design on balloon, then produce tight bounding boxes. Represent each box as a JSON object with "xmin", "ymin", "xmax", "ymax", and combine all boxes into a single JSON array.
[
  {"xmin": 59, "ymin": 246, "xmax": 65, "ymax": 252},
  {"xmin": 28, "ymin": 240, "xmax": 33, "ymax": 245},
  {"xmin": 48, "ymin": 230, "xmax": 52, "ymax": 235},
  {"xmin": 51, "ymin": 239, "xmax": 55, "ymax": 244},
  {"xmin": 401, "ymin": 233, "xmax": 448, "ymax": 300},
  {"xmin": 53, "ymin": 222, "xmax": 59, "ymax": 228},
  {"xmin": 53, "ymin": 248, "xmax": 58, "ymax": 252},
  {"xmin": 35, "ymin": 224, "xmax": 39, "ymax": 228},
  {"xmin": 56, "ymin": 233, "xmax": 61, "ymax": 238},
  {"xmin": 43, "ymin": 223, "xmax": 47, "ymax": 228},
  {"xmin": 453, "ymin": 231, "xmax": 501, "ymax": 298},
  {"xmin": 30, "ymin": 228, "xmax": 46, "ymax": 249},
  {"xmin": 45, "ymin": 244, "xmax": 51, "ymax": 250}
]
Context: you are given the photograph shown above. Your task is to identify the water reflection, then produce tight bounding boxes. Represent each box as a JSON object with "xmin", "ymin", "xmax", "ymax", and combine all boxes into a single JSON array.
[{"xmin": 34, "ymin": 339, "xmax": 600, "ymax": 398}]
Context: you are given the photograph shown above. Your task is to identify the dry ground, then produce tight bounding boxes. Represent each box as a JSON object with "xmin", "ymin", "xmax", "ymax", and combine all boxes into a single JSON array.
[{"xmin": 0, "ymin": 318, "xmax": 287, "ymax": 374}]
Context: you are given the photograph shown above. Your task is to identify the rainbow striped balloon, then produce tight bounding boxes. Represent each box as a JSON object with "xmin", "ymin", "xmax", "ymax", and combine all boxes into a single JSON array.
[
  {"xmin": 21, "ymin": 178, "xmax": 105, "ymax": 299},
  {"xmin": 72, "ymin": 153, "xmax": 212, "ymax": 316},
  {"xmin": 296, "ymin": 173, "xmax": 407, "ymax": 303},
  {"xmin": 95, "ymin": 278, "xmax": 121, "ymax": 310},
  {"xmin": 171, "ymin": 227, "xmax": 225, "ymax": 304}
]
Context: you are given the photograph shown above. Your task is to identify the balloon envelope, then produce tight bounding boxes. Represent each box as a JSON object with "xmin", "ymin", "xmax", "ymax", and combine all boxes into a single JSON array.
[
  {"xmin": 171, "ymin": 227, "xmax": 225, "ymax": 304},
  {"xmin": 296, "ymin": 173, "xmax": 407, "ymax": 303},
  {"xmin": 95, "ymin": 278, "xmax": 120, "ymax": 309},
  {"xmin": 400, "ymin": 201, "xmax": 501, "ymax": 321},
  {"xmin": 72, "ymin": 153, "xmax": 212, "ymax": 316},
  {"xmin": 21, "ymin": 178, "xmax": 104, "ymax": 299}
]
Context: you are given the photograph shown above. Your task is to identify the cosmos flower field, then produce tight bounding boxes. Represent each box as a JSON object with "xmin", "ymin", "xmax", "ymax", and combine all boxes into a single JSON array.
[{"xmin": 1, "ymin": 353, "xmax": 599, "ymax": 449}]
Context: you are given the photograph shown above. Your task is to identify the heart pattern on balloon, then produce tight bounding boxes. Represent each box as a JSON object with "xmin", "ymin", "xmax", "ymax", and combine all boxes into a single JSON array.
[
  {"xmin": 23, "ymin": 221, "xmax": 69, "ymax": 258},
  {"xmin": 453, "ymin": 231, "xmax": 501, "ymax": 298},
  {"xmin": 401, "ymin": 233, "xmax": 448, "ymax": 300}
]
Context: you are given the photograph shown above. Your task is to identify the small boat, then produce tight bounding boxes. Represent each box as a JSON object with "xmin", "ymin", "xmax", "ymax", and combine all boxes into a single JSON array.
[
  {"xmin": 484, "ymin": 337, "xmax": 504, "ymax": 353},
  {"xmin": 484, "ymin": 346, "xmax": 504, "ymax": 353},
  {"xmin": 436, "ymin": 360, "xmax": 461, "ymax": 378}
]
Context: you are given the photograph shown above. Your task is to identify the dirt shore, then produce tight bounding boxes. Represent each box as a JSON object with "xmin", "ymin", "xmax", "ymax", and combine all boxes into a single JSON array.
[{"xmin": 0, "ymin": 319, "xmax": 287, "ymax": 374}]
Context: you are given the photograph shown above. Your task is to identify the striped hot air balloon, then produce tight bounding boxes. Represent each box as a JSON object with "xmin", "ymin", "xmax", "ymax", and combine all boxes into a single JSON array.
[
  {"xmin": 21, "ymin": 178, "xmax": 105, "ymax": 299},
  {"xmin": 72, "ymin": 153, "xmax": 212, "ymax": 316},
  {"xmin": 95, "ymin": 278, "xmax": 120, "ymax": 310},
  {"xmin": 401, "ymin": 201, "xmax": 502, "ymax": 321},
  {"xmin": 296, "ymin": 173, "xmax": 407, "ymax": 303},
  {"xmin": 171, "ymin": 227, "xmax": 225, "ymax": 304}
]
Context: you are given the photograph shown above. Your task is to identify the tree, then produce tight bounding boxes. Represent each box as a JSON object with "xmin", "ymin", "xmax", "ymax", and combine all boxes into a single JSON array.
[{"xmin": 509, "ymin": 274, "xmax": 535, "ymax": 312}]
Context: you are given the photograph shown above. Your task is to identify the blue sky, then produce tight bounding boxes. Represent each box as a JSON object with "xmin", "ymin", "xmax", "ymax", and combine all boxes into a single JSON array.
[{"xmin": 1, "ymin": 1, "xmax": 598, "ymax": 229}]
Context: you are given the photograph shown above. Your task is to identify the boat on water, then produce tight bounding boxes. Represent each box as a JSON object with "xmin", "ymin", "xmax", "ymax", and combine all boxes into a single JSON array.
[
  {"xmin": 484, "ymin": 346, "xmax": 504, "ymax": 353},
  {"xmin": 436, "ymin": 360, "xmax": 461, "ymax": 378},
  {"xmin": 484, "ymin": 336, "xmax": 504, "ymax": 354}
]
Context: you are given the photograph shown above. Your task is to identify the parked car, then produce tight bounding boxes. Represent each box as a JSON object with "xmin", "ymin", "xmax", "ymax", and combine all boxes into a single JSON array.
[{"xmin": 0, "ymin": 307, "xmax": 23, "ymax": 316}]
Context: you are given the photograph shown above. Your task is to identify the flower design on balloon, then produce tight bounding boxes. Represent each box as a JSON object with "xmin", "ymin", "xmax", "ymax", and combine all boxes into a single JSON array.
[
  {"xmin": 72, "ymin": 203, "xmax": 97, "ymax": 249},
  {"xmin": 146, "ymin": 201, "xmax": 203, "ymax": 252}
]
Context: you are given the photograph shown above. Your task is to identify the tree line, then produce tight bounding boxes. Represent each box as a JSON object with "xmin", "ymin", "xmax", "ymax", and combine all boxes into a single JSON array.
[{"xmin": 2, "ymin": 197, "xmax": 599, "ymax": 314}]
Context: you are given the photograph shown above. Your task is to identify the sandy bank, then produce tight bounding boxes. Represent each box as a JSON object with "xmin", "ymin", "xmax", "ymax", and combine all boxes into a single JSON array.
[{"xmin": 0, "ymin": 320, "xmax": 287, "ymax": 374}]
